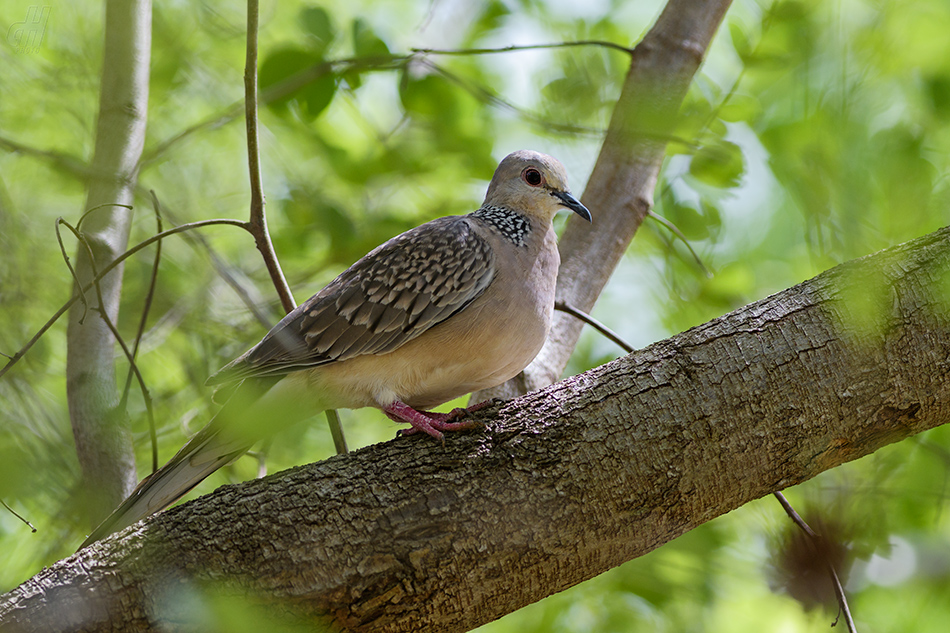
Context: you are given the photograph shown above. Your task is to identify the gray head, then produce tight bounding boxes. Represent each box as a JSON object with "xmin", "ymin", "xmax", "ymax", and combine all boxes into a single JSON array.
[{"xmin": 483, "ymin": 150, "xmax": 591, "ymax": 224}]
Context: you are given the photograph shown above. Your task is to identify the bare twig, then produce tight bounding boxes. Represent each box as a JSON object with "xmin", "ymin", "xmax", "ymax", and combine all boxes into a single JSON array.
[
  {"xmin": 120, "ymin": 191, "xmax": 165, "ymax": 473},
  {"xmin": 326, "ymin": 409, "xmax": 348, "ymax": 454},
  {"xmin": 54, "ymin": 219, "xmax": 90, "ymax": 322},
  {"xmin": 411, "ymin": 40, "xmax": 635, "ymax": 57},
  {"xmin": 647, "ymin": 210, "xmax": 712, "ymax": 277},
  {"xmin": 57, "ymin": 216, "xmax": 158, "ymax": 469},
  {"xmin": 1, "ymin": 499, "xmax": 36, "ymax": 533},
  {"xmin": 244, "ymin": 0, "xmax": 294, "ymax": 315},
  {"xmin": 773, "ymin": 491, "xmax": 857, "ymax": 633},
  {"xmin": 53, "ymin": 204, "xmax": 134, "ymax": 323},
  {"xmin": 243, "ymin": 0, "xmax": 345, "ymax": 453},
  {"xmin": 155, "ymin": 202, "xmax": 273, "ymax": 329},
  {"xmin": 554, "ymin": 301, "xmax": 634, "ymax": 354}
]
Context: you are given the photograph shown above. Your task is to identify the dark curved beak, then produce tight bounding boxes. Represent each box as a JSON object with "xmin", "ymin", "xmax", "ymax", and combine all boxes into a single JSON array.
[{"xmin": 551, "ymin": 190, "xmax": 592, "ymax": 222}]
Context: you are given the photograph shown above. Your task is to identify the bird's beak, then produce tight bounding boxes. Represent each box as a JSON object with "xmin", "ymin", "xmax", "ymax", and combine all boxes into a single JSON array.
[{"xmin": 551, "ymin": 190, "xmax": 592, "ymax": 222}]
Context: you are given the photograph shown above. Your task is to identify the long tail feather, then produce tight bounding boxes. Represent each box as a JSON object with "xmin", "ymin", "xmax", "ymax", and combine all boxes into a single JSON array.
[{"xmin": 79, "ymin": 376, "xmax": 286, "ymax": 548}]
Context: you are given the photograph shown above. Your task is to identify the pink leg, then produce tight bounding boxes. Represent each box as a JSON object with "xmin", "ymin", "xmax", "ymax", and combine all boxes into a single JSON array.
[
  {"xmin": 418, "ymin": 399, "xmax": 494, "ymax": 423},
  {"xmin": 383, "ymin": 400, "xmax": 484, "ymax": 440}
]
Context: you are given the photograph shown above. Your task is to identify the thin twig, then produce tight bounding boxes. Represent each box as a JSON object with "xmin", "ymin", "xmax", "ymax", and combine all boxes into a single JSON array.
[
  {"xmin": 156, "ymin": 201, "xmax": 273, "ymax": 329},
  {"xmin": 58, "ymin": 218, "xmax": 157, "ymax": 461},
  {"xmin": 0, "ymin": 218, "xmax": 250, "ymax": 380},
  {"xmin": 411, "ymin": 40, "xmax": 635, "ymax": 57},
  {"xmin": 773, "ymin": 491, "xmax": 857, "ymax": 632},
  {"xmin": 54, "ymin": 204, "xmax": 136, "ymax": 324},
  {"xmin": 1, "ymin": 498, "xmax": 36, "ymax": 532},
  {"xmin": 555, "ymin": 301, "xmax": 634, "ymax": 354},
  {"xmin": 326, "ymin": 409, "xmax": 348, "ymax": 454},
  {"xmin": 120, "ymin": 191, "xmax": 164, "ymax": 473},
  {"xmin": 54, "ymin": 218, "xmax": 89, "ymax": 322},
  {"xmin": 418, "ymin": 59, "xmax": 605, "ymax": 137},
  {"xmin": 244, "ymin": 0, "xmax": 295, "ymax": 314},
  {"xmin": 647, "ymin": 210, "xmax": 712, "ymax": 277},
  {"xmin": 90, "ymin": 303, "xmax": 156, "ymax": 461},
  {"xmin": 243, "ymin": 0, "xmax": 346, "ymax": 453}
]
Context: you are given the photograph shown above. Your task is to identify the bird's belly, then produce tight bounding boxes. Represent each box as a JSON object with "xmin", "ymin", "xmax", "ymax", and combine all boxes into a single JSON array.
[{"xmin": 307, "ymin": 297, "xmax": 551, "ymax": 412}]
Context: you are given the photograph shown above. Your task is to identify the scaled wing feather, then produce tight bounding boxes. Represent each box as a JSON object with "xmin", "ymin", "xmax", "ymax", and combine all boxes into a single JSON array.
[{"xmin": 206, "ymin": 216, "xmax": 495, "ymax": 385}]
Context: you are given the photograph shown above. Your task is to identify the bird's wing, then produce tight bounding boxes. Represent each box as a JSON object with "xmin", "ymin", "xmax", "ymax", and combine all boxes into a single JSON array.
[{"xmin": 207, "ymin": 216, "xmax": 496, "ymax": 385}]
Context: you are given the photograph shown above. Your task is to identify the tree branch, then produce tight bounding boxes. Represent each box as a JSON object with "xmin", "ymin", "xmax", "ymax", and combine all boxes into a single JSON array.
[
  {"xmin": 4, "ymin": 220, "xmax": 948, "ymax": 632},
  {"xmin": 244, "ymin": 0, "xmax": 295, "ymax": 314}
]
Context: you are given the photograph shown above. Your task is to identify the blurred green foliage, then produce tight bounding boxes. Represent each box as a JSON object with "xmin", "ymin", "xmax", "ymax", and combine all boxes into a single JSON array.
[{"xmin": 1, "ymin": 0, "xmax": 949, "ymax": 630}]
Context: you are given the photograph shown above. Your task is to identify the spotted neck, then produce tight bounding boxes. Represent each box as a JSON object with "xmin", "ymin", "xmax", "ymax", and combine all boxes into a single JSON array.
[{"xmin": 470, "ymin": 204, "xmax": 531, "ymax": 247}]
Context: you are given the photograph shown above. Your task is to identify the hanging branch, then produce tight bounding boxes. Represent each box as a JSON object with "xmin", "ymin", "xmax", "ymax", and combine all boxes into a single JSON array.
[
  {"xmin": 773, "ymin": 492, "xmax": 858, "ymax": 633},
  {"xmin": 647, "ymin": 210, "xmax": 712, "ymax": 277},
  {"xmin": 56, "ymin": 217, "xmax": 156, "ymax": 470},
  {"xmin": 119, "ymin": 191, "xmax": 165, "ymax": 473}
]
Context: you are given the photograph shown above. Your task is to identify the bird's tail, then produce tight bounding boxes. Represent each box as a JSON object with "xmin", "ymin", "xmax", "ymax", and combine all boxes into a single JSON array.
[{"xmin": 79, "ymin": 377, "xmax": 286, "ymax": 548}]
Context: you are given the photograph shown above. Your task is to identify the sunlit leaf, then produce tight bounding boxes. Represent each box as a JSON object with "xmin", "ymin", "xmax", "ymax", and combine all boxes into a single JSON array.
[
  {"xmin": 688, "ymin": 141, "xmax": 744, "ymax": 188},
  {"xmin": 352, "ymin": 17, "xmax": 389, "ymax": 58},
  {"xmin": 259, "ymin": 47, "xmax": 336, "ymax": 120},
  {"xmin": 299, "ymin": 6, "xmax": 335, "ymax": 55}
]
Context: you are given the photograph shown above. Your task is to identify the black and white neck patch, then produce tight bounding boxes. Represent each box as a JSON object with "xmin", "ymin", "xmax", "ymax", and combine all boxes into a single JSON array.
[{"xmin": 471, "ymin": 204, "xmax": 531, "ymax": 247}]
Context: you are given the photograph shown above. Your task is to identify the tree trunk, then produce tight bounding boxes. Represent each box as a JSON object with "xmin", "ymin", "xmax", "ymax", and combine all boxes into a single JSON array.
[
  {"xmin": 66, "ymin": 0, "xmax": 151, "ymax": 526},
  {"xmin": 4, "ymin": 222, "xmax": 948, "ymax": 633}
]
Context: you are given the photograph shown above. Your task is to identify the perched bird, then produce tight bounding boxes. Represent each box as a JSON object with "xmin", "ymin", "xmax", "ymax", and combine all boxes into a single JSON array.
[{"xmin": 80, "ymin": 150, "xmax": 591, "ymax": 547}]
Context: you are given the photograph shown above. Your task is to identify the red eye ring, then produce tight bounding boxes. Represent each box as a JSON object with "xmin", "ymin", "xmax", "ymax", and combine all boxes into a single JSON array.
[{"xmin": 522, "ymin": 167, "xmax": 543, "ymax": 187}]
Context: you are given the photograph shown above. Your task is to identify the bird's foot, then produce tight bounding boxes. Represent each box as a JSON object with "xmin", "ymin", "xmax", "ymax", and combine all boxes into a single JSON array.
[{"xmin": 384, "ymin": 400, "xmax": 484, "ymax": 440}]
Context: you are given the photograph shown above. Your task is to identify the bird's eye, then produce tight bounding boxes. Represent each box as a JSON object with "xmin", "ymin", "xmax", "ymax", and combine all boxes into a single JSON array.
[{"xmin": 522, "ymin": 167, "xmax": 543, "ymax": 187}]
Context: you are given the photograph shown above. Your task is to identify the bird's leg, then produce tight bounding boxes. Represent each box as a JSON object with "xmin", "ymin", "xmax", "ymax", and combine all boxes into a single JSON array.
[
  {"xmin": 417, "ymin": 399, "xmax": 495, "ymax": 423},
  {"xmin": 383, "ymin": 400, "xmax": 483, "ymax": 440}
]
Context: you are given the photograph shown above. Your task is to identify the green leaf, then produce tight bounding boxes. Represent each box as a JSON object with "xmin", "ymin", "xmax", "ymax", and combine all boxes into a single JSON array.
[
  {"xmin": 926, "ymin": 74, "xmax": 950, "ymax": 120},
  {"xmin": 300, "ymin": 73, "xmax": 336, "ymax": 120},
  {"xmin": 688, "ymin": 141, "xmax": 744, "ymax": 188},
  {"xmin": 259, "ymin": 47, "xmax": 336, "ymax": 120},
  {"xmin": 718, "ymin": 93, "xmax": 761, "ymax": 123},
  {"xmin": 399, "ymin": 71, "xmax": 458, "ymax": 119},
  {"xmin": 341, "ymin": 18, "xmax": 391, "ymax": 90},
  {"xmin": 352, "ymin": 18, "xmax": 390, "ymax": 58},
  {"xmin": 729, "ymin": 22, "xmax": 752, "ymax": 61},
  {"xmin": 665, "ymin": 202, "xmax": 708, "ymax": 241},
  {"xmin": 299, "ymin": 6, "xmax": 335, "ymax": 55}
]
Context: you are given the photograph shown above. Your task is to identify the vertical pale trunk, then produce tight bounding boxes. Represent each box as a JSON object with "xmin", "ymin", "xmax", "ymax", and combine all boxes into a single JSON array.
[{"xmin": 66, "ymin": 0, "xmax": 151, "ymax": 525}]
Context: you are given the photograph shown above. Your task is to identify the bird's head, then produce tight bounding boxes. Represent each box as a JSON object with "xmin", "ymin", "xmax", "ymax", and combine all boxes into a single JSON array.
[{"xmin": 484, "ymin": 150, "xmax": 592, "ymax": 224}]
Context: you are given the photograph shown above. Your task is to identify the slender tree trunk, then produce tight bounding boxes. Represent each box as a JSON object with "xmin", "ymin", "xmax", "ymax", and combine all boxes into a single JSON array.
[
  {"xmin": 4, "ymin": 224, "xmax": 948, "ymax": 633},
  {"xmin": 66, "ymin": 0, "xmax": 151, "ymax": 526}
]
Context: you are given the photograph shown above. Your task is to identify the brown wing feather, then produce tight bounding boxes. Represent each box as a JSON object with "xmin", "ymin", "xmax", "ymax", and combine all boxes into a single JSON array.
[{"xmin": 207, "ymin": 216, "xmax": 495, "ymax": 385}]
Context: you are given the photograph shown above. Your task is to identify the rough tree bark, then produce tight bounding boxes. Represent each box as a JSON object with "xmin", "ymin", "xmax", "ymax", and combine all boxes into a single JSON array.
[
  {"xmin": 3, "ymin": 223, "xmax": 948, "ymax": 632},
  {"xmin": 475, "ymin": 0, "xmax": 733, "ymax": 401},
  {"xmin": 66, "ymin": 0, "xmax": 152, "ymax": 525}
]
